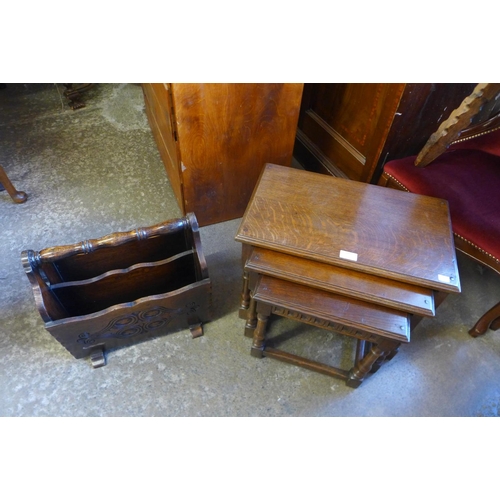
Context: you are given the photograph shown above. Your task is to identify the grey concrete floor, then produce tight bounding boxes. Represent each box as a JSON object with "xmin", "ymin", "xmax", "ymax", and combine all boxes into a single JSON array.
[{"xmin": 1, "ymin": 83, "xmax": 500, "ymax": 417}]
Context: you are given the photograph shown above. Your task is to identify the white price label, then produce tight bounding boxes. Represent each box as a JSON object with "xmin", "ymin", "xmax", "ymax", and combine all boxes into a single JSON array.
[{"xmin": 339, "ymin": 250, "xmax": 358, "ymax": 262}]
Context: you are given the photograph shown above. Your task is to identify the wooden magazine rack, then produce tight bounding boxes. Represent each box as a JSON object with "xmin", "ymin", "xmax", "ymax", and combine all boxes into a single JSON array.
[{"xmin": 22, "ymin": 213, "xmax": 211, "ymax": 367}]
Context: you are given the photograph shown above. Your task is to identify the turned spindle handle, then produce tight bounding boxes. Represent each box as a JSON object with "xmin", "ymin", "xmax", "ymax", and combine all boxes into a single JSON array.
[{"xmin": 33, "ymin": 215, "xmax": 193, "ymax": 263}]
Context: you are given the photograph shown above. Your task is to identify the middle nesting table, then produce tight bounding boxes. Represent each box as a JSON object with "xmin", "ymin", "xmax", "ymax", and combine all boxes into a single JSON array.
[{"xmin": 235, "ymin": 163, "xmax": 461, "ymax": 387}]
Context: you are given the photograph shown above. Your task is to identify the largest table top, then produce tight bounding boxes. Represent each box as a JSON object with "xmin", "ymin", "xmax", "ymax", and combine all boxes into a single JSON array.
[{"xmin": 235, "ymin": 164, "xmax": 460, "ymax": 293}]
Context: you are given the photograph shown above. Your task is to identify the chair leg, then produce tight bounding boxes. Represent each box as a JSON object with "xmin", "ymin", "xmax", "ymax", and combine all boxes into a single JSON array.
[
  {"xmin": 0, "ymin": 164, "xmax": 27, "ymax": 203},
  {"xmin": 490, "ymin": 317, "xmax": 500, "ymax": 331},
  {"xmin": 469, "ymin": 300, "xmax": 500, "ymax": 337}
]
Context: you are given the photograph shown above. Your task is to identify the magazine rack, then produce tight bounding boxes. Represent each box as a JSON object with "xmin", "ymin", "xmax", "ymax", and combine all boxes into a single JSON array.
[{"xmin": 22, "ymin": 213, "xmax": 211, "ymax": 367}]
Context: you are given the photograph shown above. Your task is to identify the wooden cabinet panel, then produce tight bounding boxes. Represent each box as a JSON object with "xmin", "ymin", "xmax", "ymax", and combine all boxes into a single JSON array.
[
  {"xmin": 294, "ymin": 83, "xmax": 478, "ymax": 183},
  {"xmin": 143, "ymin": 83, "xmax": 303, "ymax": 226},
  {"xmin": 143, "ymin": 83, "xmax": 183, "ymax": 209}
]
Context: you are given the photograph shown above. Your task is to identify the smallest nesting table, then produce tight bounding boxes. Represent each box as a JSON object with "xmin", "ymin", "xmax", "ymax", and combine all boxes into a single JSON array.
[
  {"xmin": 248, "ymin": 273, "xmax": 409, "ymax": 387},
  {"xmin": 235, "ymin": 164, "xmax": 460, "ymax": 387}
]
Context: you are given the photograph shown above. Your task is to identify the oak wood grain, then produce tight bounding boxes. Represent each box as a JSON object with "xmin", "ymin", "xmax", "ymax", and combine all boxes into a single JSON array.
[
  {"xmin": 245, "ymin": 247, "xmax": 435, "ymax": 316},
  {"xmin": 143, "ymin": 83, "xmax": 303, "ymax": 226},
  {"xmin": 253, "ymin": 274, "xmax": 410, "ymax": 343},
  {"xmin": 297, "ymin": 83, "xmax": 405, "ymax": 181},
  {"xmin": 236, "ymin": 164, "xmax": 460, "ymax": 292}
]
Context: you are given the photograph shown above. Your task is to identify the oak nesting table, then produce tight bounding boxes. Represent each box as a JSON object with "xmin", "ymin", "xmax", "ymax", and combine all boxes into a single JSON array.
[{"xmin": 235, "ymin": 164, "xmax": 460, "ymax": 387}]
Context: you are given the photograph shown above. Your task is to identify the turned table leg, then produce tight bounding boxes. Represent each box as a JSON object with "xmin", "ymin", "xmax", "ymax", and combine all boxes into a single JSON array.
[
  {"xmin": 244, "ymin": 297, "xmax": 258, "ymax": 337},
  {"xmin": 369, "ymin": 342, "xmax": 401, "ymax": 373},
  {"xmin": 239, "ymin": 270, "xmax": 251, "ymax": 319},
  {"xmin": 250, "ymin": 305, "xmax": 271, "ymax": 358},
  {"xmin": 355, "ymin": 340, "xmax": 367, "ymax": 365},
  {"xmin": 347, "ymin": 339, "xmax": 398, "ymax": 388}
]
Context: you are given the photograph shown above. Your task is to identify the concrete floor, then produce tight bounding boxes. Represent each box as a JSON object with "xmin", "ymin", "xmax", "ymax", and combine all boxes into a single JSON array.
[{"xmin": 1, "ymin": 83, "xmax": 500, "ymax": 417}]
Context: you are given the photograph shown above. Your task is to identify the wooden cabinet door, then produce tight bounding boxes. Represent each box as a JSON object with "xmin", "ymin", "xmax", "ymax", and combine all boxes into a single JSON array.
[
  {"xmin": 144, "ymin": 83, "xmax": 303, "ymax": 226},
  {"xmin": 294, "ymin": 83, "xmax": 480, "ymax": 183},
  {"xmin": 171, "ymin": 83, "xmax": 303, "ymax": 226},
  {"xmin": 295, "ymin": 83, "xmax": 406, "ymax": 182}
]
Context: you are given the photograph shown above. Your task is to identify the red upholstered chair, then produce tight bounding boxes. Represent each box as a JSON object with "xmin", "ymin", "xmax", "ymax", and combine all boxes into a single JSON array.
[{"xmin": 378, "ymin": 83, "xmax": 500, "ymax": 337}]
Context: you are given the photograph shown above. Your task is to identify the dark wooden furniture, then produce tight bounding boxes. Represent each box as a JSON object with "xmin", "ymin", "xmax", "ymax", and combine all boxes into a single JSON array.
[
  {"xmin": 294, "ymin": 83, "xmax": 487, "ymax": 183},
  {"xmin": 142, "ymin": 83, "xmax": 304, "ymax": 227},
  {"xmin": 235, "ymin": 164, "xmax": 460, "ymax": 386},
  {"xmin": 22, "ymin": 213, "xmax": 211, "ymax": 367},
  {"xmin": 0, "ymin": 163, "xmax": 27, "ymax": 203},
  {"xmin": 249, "ymin": 274, "xmax": 409, "ymax": 387},
  {"xmin": 245, "ymin": 247, "xmax": 436, "ymax": 317},
  {"xmin": 63, "ymin": 84, "xmax": 94, "ymax": 110},
  {"xmin": 379, "ymin": 83, "xmax": 500, "ymax": 337}
]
